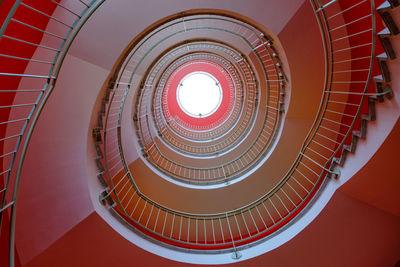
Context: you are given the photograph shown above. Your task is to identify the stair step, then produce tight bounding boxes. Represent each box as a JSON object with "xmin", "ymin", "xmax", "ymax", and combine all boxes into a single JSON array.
[
  {"xmin": 373, "ymin": 77, "xmax": 385, "ymax": 103},
  {"xmin": 360, "ymin": 118, "xmax": 367, "ymax": 138},
  {"xmin": 376, "ymin": 52, "xmax": 388, "ymax": 59},
  {"xmin": 378, "ymin": 34, "xmax": 397, "ymax": 59},
  {"xmin": 343, "ymin": 144, "xmax": 351, "ymax": 151},
  {"xmin": 374, "ymin": 74, "xmax": 384, "ymax": 82},
  {"xmin": 97, "ymin": 174, "xmax": 108, "ymax": 188},
  {"xmin": 388, "ymin": 0, "xmax": 399, "ymax": 8},
  {"xmin": 378, "ymin": 1, "xmax": 392, "ymax": 11},
  {"xmin": 377, "ymin": 57, "xmax": 391, "ymax": 82},
  {"xmin": 329, "ymin": 1, "xmax": 397, "ymax": 176},
  {"xmin": 95, "ymin": 158, "xmax": 105, "ymax": 172},
  {"xmin": 378, "ymin": 10, "xmax": 400, "ymax": 35},
  {"xmin": 378, "ymin": 28, "xmax": 391, "ymax": 36},
  {"xmin": 94, "ymin": 141, "xmax": 103, "ymax": 158},
  {"xmin": 98, "ymin": 113, "xmax": 103, "ymax": 128},
  {"xmin": 348, "ymin": 137, "xmax": 357, "ymax": 153},
  {"xmin": 100, "ymin": 100, "xmax": 106, "ymax": 114},
  {"xmin": 367, "ymin": 98, "xmax": 376, "ymax": 121},
  {"xmin": 353, "ymin": 130, "xmax": 362, "ymax": 138},
  {"xmin": 92, "ymin": 128, "xmax": 102, "ymax": 143},
  {"xmin": 374, "ymin": 78, "xmax": 394, "ymax": 102}
]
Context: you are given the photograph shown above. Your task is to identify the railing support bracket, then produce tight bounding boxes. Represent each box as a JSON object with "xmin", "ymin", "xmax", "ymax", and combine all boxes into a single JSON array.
[
  {"xmin": 231, "ymin": 250, "xmax": 242, "ymax": 260},
  {"xmin": 329, "ymin": 168, "xmax": 341, "ymax": 179}
]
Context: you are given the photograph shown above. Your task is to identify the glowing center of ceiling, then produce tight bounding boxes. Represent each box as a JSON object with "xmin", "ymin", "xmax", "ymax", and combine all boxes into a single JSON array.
[{"xmin": 176, "ymin": 72, "xmax": 222, "ymax": 118}]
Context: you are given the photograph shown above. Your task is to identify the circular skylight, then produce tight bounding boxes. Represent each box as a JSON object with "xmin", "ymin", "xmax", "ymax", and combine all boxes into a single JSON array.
[{"xmin": 177, "ymin": 72, "xmax": 222, "ymax": 118}]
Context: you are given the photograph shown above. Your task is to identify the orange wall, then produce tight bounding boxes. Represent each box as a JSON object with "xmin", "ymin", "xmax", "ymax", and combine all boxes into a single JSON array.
[{"xmin": 25, "ymin": 191, "xmax": 400, "ymax": 267}]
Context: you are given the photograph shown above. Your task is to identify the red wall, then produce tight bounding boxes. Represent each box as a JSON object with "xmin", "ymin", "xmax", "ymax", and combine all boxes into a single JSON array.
[{"xmin": 24, "ymin": 191, "xmax": 400, "ymax": 267}]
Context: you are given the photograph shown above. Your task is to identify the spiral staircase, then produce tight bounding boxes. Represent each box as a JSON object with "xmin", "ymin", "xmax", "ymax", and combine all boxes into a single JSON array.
[{"xmin": 1, "ymin": 0, "xmax": 400, "ymax": 266}]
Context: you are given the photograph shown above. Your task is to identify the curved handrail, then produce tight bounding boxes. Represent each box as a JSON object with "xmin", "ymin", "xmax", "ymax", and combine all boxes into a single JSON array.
[
  {"xmin": 142, "ymin": 40, "xmax": 258, "ymax": 142},
  {"xmin": 144, "ymin": 46, "xmax": 253, "ymax": 156},
  {"xmin": 96, "ymin": 1, "xmax": 379, "ymax": 254},
  {"xmin": 98, "ymin": 12, "xmax": 284, "ymax": 247},
  {"xmin": 119, "ymin": 16, "xmax": 284, "ymax": 185},
  {"xmin": 151, "ymin": 54, "xmax": 246, "ymax": 155},
  {"xmin": 156, "ymin": 55, "xmax": 241, "ymax": 137},
  {"xmin": 150, "ymin": 54, "xmax": 242, "ymax": 140},
  {"xmin": 0, "ymin": 1, "xmax": 105, "ymax": 266}
]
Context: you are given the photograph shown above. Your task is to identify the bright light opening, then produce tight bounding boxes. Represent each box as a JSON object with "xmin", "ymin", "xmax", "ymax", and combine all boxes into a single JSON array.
[{"xmin": 177, "ymin": 72, "xmax": 222, "ymax": 118}]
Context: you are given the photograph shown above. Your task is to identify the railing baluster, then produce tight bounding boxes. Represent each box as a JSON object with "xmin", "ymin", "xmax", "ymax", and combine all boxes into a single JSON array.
[{"xmin": 89, "ymin": 2, "xmax": 378, "ymax": 251}]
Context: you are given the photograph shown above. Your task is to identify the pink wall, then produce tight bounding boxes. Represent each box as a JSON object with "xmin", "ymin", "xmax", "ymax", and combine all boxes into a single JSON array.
[
  {"xmin": 9, "ymin": 0, "xmax": 400, "ymax": 266},
  {"xmin": 15, "ymin": 54, "xmax": 109, "ymax": 265}
]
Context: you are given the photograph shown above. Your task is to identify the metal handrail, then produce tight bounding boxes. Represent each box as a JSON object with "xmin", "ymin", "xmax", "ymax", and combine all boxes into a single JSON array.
[
  {"xmin": 98, "ymin": 12, "xmax": 284, "ymax": 249},
  {"xmin": 154, "ymin": 54, "xmax": 242, "ymax": 137},
  {"xmin": 151, "ymin": 56, "xmax": 241, "ymax": 139},
  {"xmin": 126, "ymin": 17, "xmax": 283, "ymax": 184},
  {"xmin": 0, "ymin": 1, "xmax": 104, "ymax": 266},
  {"xmin": 151, "ymin": 55, "xmax": 245, "ymax": 155},
  {"xmin": 145, "ymin": 42, "xmax": 256, "ymax": 142},
  {"xmin": 145, "ymin": 48, "xmax": 252, "ymax": 156},
  {"xmin": 96, "ymin": 0, "xmax": 379, "ymax": 253}
]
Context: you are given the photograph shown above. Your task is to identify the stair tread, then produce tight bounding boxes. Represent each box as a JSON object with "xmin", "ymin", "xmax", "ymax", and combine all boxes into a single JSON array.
[
  {"xmin": 378, "ymin": 1, "xmax": 392, "ymax": 10},
  {"xmin": 377, "ymin": 52, "xmax": 388, "ymax": 59},
  {"xmin": 379, "ymin": 28, "xmax": 391, "ymax": 35}
]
